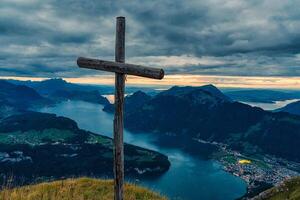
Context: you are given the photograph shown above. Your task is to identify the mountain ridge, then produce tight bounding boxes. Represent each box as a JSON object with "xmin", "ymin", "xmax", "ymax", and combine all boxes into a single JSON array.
[
  {"xmin": 6, "ymin": 78, "xmax": 110, "ymax": 105},
  {"xmin": 0, "ymin": 80, "xmax": 51, "ymax": 110},
  {"xmin": 275, "ymin": 100, "xmax": 300, "ymax": 116},
  {"xmin": 107, "ymin": 84, "xmax": 300, "ymax": 162},
  {"xmin": 0, "ymin": 79, "xmax": 170, "ymax": 186}
]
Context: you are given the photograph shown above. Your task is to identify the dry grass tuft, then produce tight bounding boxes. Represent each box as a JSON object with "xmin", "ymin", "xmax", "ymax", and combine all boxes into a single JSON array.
[{"xmin": 0, "ymin": 177, "xmax": 166, "ymax": 200}]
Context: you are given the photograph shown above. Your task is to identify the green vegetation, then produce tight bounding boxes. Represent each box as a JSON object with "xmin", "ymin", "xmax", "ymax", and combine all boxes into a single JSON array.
[
  {"xmin": 0, "ymin": 113, "xmax": 170, "ymax": 184},
  {"xmin": 0, "ymin": 129, "xmax": 75, "ymax": 145},
  {"xmin": 253, "ymin": 177, "xmax": 300, "ymax": 200},
  {"xmin": 222, "ymin": 155, "xmax": 237, "ymax": 164},
  {"xmin": 218, "ymin": 152, "xmax": 270, "ymax": 169},
  {"xmin": 86, "ymin": 134, "xmax": 112, "ymax": 146},
  {"xmin": 252, "ymin": 159, "xmax": 270, "ymax": 169},
  {"xmin": 236, "ymin": 154, "xmax": 270, "ymax": 169},
  {"xmin": 0, "ymin": 178, "xmax": 166, "ymax": 200}
]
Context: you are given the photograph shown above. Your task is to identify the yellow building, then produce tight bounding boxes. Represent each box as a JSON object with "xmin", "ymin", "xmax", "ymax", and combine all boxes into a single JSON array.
[{"xmin": 238, "ymin": 159, "xmax": 252, "ymax": 164}]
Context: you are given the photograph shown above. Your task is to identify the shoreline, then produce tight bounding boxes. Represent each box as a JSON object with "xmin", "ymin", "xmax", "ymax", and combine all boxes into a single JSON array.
[{"xmin": 194, "ymin": 138, "xmax": 300, "ymax": 199}]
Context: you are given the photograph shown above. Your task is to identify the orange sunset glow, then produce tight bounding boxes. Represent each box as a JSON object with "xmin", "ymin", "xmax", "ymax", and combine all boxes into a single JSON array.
[{"xmin": 1, "ymin": 75, "xmax": 300, "ymax": 89}]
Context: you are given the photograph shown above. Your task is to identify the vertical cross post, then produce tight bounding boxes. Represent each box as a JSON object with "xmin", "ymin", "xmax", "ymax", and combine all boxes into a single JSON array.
[
  {"xmin": 114, "ymin": 16, "xmax": 125, "ymax": 200},
  {"xmin": 76, "ymin": 15, "xmax": 164, "ymax": 200}
]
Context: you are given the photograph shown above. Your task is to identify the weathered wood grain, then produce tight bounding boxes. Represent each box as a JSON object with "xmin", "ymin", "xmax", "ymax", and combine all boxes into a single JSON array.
[
  {"xmin": 76, "ymin": 16, "xmax": 165, "ymax": 200},
  {"xmin": 113, "ymin": 16, "xmax": 125, "ymax": 200},
  {"xmin": 77, "ymin": 57, "xmax": 164, "ymax": 80}
]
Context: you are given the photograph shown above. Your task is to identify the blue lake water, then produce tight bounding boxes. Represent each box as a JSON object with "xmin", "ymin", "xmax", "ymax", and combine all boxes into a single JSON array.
[
  {"xmin": 38, "ymin": 100, "xmax": 247, "ymax": 200},
  {"xmin": 242, "ymin": 99, "xmax": 300, "ymax": 111}
]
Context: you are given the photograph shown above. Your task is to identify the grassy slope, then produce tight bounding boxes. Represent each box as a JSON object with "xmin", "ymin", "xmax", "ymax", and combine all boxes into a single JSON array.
[
  {"xmin": 251, "ymin": 177, "xmax": 300, "ymax": 200},
  {"xmin": 0, "ymin": 178, "xmax": 166, "ymax": 200}
]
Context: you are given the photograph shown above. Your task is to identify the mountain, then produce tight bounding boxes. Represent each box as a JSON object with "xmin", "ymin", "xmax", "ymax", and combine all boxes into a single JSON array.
[
  {"xmin": 103, "ymin": 91, "xmax": 152, "ymax": 113},
  {"xmin": 275, "ymin": 100, "xmax": 300, "ymax": 116},
  {"xmin": 0, "ymin": 80, "xmax": 51, "ymax": 111},
  {"xmin": 0, "ymin": 79, "xmax": 170, "ymax": 185},
  {"xmin": 251, "ymin": 177, "xmax": 300, "ymax": 200},
  {"xmin": 9, "ymin": 78, "xmax": 161, "ymax": 95},
  {"xmin": 225, "ymin": 89, "xmax": 300, "ymax": 103},
  {"xmin": 7, "ymin": 78, "xmax": 109, "ymax": 105},
  {"xmin": 8, "ymin": 78, "xmax": 96, "ymax": 95},
  {"xmin": 124, "ymin": 84, "xmax": 236, "ymax": 135},
  {"xmin": 0, "ymin": 112, "xmax": 170, "ymax": 185},
  {"xmin": 7, "ymin": 78, "xmax": 163, "ymax": 106},
  {"xmin": 116, "ymin": 85, "xmax": 300, "ymax": 162},
  {"xmin": 164, "ymin": 84, "xmax": 232, "ymax": 103},
  {"xmin": 52, "ymin": 89, "xmax": 109, "ymax": 105}
]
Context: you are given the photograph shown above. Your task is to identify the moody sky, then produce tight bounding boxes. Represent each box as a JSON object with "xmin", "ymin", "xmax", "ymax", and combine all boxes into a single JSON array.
[{"xmin": 1, "ymin": 0, "xmax": 300, "ymax": 88}]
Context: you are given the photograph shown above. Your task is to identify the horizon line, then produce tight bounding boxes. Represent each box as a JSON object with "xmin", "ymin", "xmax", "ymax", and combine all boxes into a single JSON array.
[{"xmin": 1, "ymin": 75, "xmax": 300, "ymax": 90}]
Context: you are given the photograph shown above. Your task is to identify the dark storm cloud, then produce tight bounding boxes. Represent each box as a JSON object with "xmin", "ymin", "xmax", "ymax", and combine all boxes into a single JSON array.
[{"xmin": 0, "ymin": 0, "xmax": 300, "ymax": 78}]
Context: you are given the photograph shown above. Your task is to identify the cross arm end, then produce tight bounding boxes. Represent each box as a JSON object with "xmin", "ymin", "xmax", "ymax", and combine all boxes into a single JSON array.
[{"xmin": 77, "ymin": 57, "xmax": 164, "ymax": 80}]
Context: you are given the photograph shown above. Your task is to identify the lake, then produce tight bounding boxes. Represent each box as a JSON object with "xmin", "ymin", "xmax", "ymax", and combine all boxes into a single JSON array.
[
  {"xmin": 38, "ymin": 100, "xmax": 247, "ymax": 200},
  {"xmin": 242, "ymin": 99, "xmax": 300, "ymax": 110}
]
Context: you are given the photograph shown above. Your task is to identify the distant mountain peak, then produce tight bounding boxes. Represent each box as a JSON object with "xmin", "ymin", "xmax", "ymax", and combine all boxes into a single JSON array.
[
  {"xmin": 41, "ymin": 78, "xmax": 67, "ymax": 85},
  {"xmin": 160, "ymin": 84, "xmax": 232, "ymax": 103},
  {"xmin": 0, "ymin": 80, "xmax": 50, "ymax": 112},
  {"xmin": 129, "ymin": 90, "xmax": 149, "ymax": 98},
  {"xmin": 198, "ymin": 84, "xmax": 232, "ymax": 102},
  {"xmin": 199, "ymin": 84, "xmax": 218, "ymax": 91}
]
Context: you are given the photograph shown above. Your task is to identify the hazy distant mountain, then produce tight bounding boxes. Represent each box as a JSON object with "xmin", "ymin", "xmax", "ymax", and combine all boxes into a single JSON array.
[
  {"xmin": 0, "ymin": 80, "xmax": 51, "ymax": 111},
  {"xmin": 117, "ymin": 85, "xmax": 300, "ymax": 162},
  {"xmin": 52, "ymin": 89, "xmax": 109, "ymax": 105},
  {"xmin": 8, "ymin": 78, "xmax": 160, "ymax": 96},
  {"xmin": 275, "ymin": 100, "xmax": 300, "ymax": 116},
  {"xmin": 7, "ymin": 78, "xmax": 109, "ymax": 105},
  {"xmin": 225, "ymin": 89, "xmax": 300, "ymax": 103},
  {"xmin": 8, "ymin": 78, "xmax": 100, "ymax": 95}
]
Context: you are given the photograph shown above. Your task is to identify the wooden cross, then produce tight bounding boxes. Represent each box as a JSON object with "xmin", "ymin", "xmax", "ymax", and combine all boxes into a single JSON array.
[{"xmin": 77, "ymin": 16, "xmax": 164, "ymax": 200}]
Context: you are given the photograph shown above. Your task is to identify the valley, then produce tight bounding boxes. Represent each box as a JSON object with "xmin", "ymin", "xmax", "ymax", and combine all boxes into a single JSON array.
[
  {"xmin": 38, "ymin": 100, "xmax": 247, "ymax": 200},
  {"xmin": 0, "ymin": 79, "xmax": 170, "ymax": 186},
  {"xmin": 1, "ymin": 78, "xmax": 300, "ymax": 199},
  {"xmin": 102, "ymin": 84, "xmax": 300, "ymax": 198}
]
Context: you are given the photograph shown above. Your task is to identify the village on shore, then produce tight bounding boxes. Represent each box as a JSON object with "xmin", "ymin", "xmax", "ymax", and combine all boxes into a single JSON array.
[{"xmin": 195, "ymin": 138, "xmax": 300, "ymax": 194}]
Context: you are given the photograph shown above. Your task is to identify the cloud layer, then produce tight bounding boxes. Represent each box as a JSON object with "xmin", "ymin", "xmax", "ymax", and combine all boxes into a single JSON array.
[{"xmin": 0, "ymin": 0, "xmax": 300, "ymax": 78}]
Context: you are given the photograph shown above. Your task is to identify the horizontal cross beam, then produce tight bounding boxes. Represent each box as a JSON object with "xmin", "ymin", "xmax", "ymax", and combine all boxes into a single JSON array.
[{"xmin": 77, "ymin": 57, "xmax": 164, "ymax": 80}]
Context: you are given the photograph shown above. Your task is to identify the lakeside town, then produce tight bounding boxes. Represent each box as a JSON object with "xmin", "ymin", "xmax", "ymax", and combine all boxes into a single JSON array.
[
  {"xmin": 219, "ymin": 147, "xmax": 300, "ymax": 197},
  {"xmin": 195, "ymin": 138, "xmax": 300, "ymax": 196}
]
